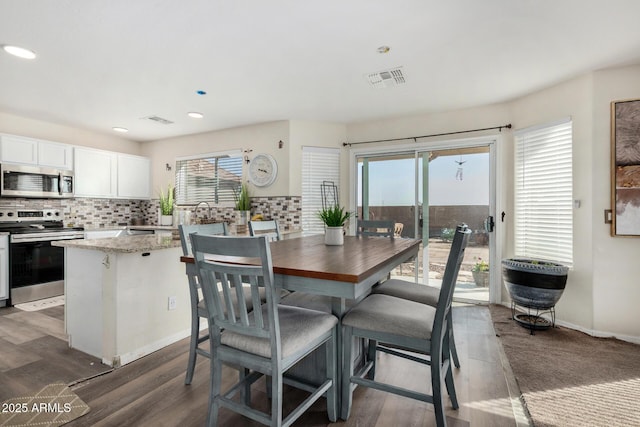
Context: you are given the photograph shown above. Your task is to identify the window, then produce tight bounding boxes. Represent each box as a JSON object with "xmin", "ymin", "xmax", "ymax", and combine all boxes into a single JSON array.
[
  {"xmin": 302, "ymin": 146, "xmax": 340, "ymax": 234},
  {"xmin": 175, "ymin": 150, "xmax": 243, "ymax": 205},
  {"xmin": 514, "ymin": 119, "xmax": 573, "ymax": 266}
]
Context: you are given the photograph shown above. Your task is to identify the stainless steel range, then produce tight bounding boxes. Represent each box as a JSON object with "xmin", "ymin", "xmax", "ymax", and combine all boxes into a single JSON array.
[{"xmin": 0, "ymin": 208, "xmax": 84, "ymax": 305}]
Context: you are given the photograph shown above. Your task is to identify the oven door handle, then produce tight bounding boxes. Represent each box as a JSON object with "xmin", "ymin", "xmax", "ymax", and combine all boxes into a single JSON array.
[{"xmin": 11, "ymin": 233, "xmax": 84, "ymax": 243}]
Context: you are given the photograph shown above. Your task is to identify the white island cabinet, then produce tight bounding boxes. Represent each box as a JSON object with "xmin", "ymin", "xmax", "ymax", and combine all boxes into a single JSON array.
[{"xmin": 54, "ymin": 235, "xmax": 190, "ymax": 367}]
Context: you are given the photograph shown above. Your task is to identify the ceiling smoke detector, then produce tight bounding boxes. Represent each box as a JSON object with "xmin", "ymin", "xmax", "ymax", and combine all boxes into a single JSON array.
[
  {"xmin": 141, "ymin": 115, "xmax": 174, "ymax": 125},
  {"xmin": 365, "ymin": 67, "xmax": 406, "ymax": 88}
]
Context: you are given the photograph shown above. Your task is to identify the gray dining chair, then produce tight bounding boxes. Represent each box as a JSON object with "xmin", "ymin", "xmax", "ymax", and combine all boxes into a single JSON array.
[
  {"xmin": 178, "ymin": 223, "xmax": 228, "ymax": 385},
  {"xmin": 356, "ymin": 219, "xmax": 395, "ymax": 238},
  {"xmin": 340, "ymin": 224, "xmax": 470, "ymax": 426},
  {"xmin": 191, "ymin": 234, "xmax": 339, "ymax": 426},
  {"xmin": 248, "ymin": 219, "xmax": 281, "ymax": 241},
  {"xmin": 372, "ymin": 223, "xmax": 466, "ymax": 368}
]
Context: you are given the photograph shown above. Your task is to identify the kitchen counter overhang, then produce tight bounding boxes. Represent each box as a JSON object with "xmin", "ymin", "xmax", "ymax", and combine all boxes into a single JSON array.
[{"xmin": 53, "ymin": 234, "xmax": 182, "ymax": 252}]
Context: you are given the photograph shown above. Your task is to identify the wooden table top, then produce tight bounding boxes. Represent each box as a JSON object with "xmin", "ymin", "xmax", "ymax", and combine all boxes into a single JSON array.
[{"xmin": 181, "ymin": 234, "xmax": 421, "ymax": 284}]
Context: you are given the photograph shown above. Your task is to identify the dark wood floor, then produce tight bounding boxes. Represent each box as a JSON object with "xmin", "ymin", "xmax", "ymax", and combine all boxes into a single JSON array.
[{"xmin": 0, "ymin": 304, "xmax": 523, "ymax": 426}]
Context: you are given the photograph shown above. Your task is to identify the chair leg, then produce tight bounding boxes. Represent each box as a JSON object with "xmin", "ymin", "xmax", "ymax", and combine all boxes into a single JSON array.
[
  {"xmin": 270, "ymin": 373, "xmax": 283, "ymax": 427},
  {"xmin": 341, "ymin": 325, "xmax": 355, "ymax": 420},
  {"xmin": 184, "ymin": 314, "xmax": 200, "ymax": 385},
  {"xmin": 365, "ymin": 339, "xmax": 377, "ymax": 380},
  {"xmin": 208, "ymin": 339, "xmax": 222, "ymax": 426},
  {"xmin": 240, "ymin": 368, "xmax": 251, "ymax": 405},
  {"xmin": 448, "ymin": 311, "xmax": 460, "ymax": 369},
  {"xmin": 326, "ymin": 329, "xmax": 338, "ymax": 422},
  {"xmin": 445, "ymin": 363, "xmax": 459, "ymax": 410},
  {"xmin": 431, "ymin": 357, "xmax": 447, "ymax": 427}
]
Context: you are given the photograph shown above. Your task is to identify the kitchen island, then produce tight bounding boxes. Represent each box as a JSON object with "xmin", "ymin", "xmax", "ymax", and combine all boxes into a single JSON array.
[{"xmin": 53, "ymin": 234, "xmax": 190, "ymax": 367}]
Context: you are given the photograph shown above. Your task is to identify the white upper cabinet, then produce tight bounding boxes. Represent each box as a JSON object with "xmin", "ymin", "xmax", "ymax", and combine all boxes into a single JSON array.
[
  {"xmin": 38, "ymin": 140, "xmax": 74, "ymax": 169},
  {"xmin": 0, "ymin": 134, "xmax": 73, "ymax": 169},
  {"xmin": 74, "ymin": 147, "xmax": 118, "ymax": 198},
  {"xmin": 74, "ymin": 148, "xmax": 151, "ymax": 199},
  {"xmin": 117, "ymin": 154, "xmax": 151, "ymax": 199},
  {"xmin": 0, "ymin": 134, "xmax": 37, "ymax": 165}
]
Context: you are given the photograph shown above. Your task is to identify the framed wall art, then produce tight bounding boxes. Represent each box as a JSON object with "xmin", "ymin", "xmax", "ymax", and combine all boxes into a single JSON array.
[{"xmin": 611, "ymin": 98, "xmax": 640, "ymax": 236}]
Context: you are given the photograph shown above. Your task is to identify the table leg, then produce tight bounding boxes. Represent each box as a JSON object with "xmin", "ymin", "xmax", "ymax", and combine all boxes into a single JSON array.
[{"xmin": 331, "ymin": 297, "xmax": 348, "ymax": 419}]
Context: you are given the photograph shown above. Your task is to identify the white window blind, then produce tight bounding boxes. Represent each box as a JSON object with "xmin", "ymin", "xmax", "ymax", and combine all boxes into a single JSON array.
[
  {"xmin": 514, "ymin": 119, "xmax": 573, "ymax": 266},
  {"xmin": 302, "ymin": 147, "xmax": 340, "ymax": 234},
  {"xmin": 175, "ymin": 151, "xmax": 243, "ymax": 205}
]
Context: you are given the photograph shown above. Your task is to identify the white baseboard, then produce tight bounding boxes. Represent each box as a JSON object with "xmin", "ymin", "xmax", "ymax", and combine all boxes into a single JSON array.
[
  {"xmin": 496, "ymin": 302, "xmax": 640, "ymax": 345},
  {"xmin": 102, "ymin": 327, "xmax": 192, "ymax": 367}
]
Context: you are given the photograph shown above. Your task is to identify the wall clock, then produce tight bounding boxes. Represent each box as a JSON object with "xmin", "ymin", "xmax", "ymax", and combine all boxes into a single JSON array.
[{"xmin": 248, "ymin": 153, "xmax": 278, "ymax": 187}]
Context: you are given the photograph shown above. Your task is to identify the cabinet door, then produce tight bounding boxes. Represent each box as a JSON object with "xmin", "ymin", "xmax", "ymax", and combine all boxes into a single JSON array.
[
  {"xmin": 117, "ymin": 154, "xmax": 151, "ymax": 199},
  {"xmin": 38, "ymin": 140, "xmax": 73, "ymax": 169},
  {"xmin": 0, "ymin": 134, "xmax": 38, "ymax": 165},
  {"xmin": 0, "ymin": 236, "xmax": 7, "ymax": 301},
  {"xmin": 74, "ymin": 148, "xmax": 117, "ymax": 198}
]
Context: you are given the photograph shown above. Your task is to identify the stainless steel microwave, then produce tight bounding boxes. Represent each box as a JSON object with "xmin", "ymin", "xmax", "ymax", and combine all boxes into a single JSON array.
[{"xmin": 0, "ymin": 164, "xmax": 74, "ymax": 198}]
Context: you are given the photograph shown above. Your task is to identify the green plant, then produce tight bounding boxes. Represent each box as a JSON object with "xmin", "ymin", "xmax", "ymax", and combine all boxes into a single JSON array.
[
  {"xmin": 158, "ymin": 184, "xmax": 174, "ymax": 215},
  {"xmin": 440, "ymin": 228, "xmax": 455, "ymax": 242},
  {"xmin": 472, "ymin": 257, "xmax": 489, "ymax": 272},
  {"xmin": 317, "ymin": 205, "xmax": 352, "ymax": 227},
  {"xmin": 234, "ymin": 183, "xmax": 251, "ymax": 211}
]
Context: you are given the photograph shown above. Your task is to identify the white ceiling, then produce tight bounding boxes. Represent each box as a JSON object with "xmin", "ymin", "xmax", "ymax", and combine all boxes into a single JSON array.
[{"xmin": 2, "ymin": 0, "xmax": 640, "ymax": 142}]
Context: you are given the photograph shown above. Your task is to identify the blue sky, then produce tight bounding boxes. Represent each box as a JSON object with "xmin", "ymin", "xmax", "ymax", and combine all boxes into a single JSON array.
[{"xmin": 358, "ymin": 152, "xmax": 489, "ymax": 206}]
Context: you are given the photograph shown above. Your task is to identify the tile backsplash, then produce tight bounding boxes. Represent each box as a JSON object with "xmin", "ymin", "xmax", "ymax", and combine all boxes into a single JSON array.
[{"xmin": 0, "ymin": 196, "xmax": 302, "ymax": 231}]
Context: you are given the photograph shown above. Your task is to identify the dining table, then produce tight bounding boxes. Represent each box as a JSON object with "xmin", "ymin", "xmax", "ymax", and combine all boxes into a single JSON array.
[{"xmin": 180, "ymin": 233, "xmax": 421, "ymax": 417}]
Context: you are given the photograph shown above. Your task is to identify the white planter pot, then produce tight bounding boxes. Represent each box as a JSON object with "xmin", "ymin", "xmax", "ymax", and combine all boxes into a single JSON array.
[
  {"xmin": 236, "ymin": 210, "xmax": 250, "ymax": 225},
  {"xmin": 324, "ymin": 226, "xmax": 344, "ymax": 246},
  {"xmin": 160, "ymin": 215, "xmax": 173, "ymax": 226}
]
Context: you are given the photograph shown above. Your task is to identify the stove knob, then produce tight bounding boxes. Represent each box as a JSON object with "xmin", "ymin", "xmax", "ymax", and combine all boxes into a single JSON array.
[{"xmin": 7, "ymin": 212, "xmax": 14, "ymax": 217}]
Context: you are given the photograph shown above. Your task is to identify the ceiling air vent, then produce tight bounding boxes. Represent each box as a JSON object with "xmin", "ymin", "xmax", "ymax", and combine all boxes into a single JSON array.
[
  {"xmin": 142, "ymin": 115, "xmax": 174, "ymax": 125},
  {"xmin": 365, "ymin": 67, "xmax": 406, "ymax": 88}
]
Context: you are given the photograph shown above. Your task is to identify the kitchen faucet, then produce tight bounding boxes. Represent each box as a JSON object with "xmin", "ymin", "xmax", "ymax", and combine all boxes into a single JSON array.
[{"xmin": 195, "ymin": 201, "xmax": 211, "ymax": 220}]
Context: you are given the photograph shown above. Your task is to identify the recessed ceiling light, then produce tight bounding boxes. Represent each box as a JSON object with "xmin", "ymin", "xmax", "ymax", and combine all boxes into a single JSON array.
[
  {"xmin": 187, "ymin": 112, "xmax": 204, "ymax": 119},
  {"xmin": 112, "ymin": 127, "xmax": 129, "ymax": 133},
  {"xmin": 2, "ymin": 44, "xmax": 37, "ymax": 59},
  {"xmin": 377, "ymin": 45, "xmax": 391, "ymax": 54}
]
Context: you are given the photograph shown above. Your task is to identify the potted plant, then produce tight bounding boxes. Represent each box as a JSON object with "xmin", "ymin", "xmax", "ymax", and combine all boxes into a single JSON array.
[
  {"xmin": 472, "ymin": 257, "xmax": 489, "ymax": 287},
  {"xmin": 234, "ymin": 183, "xmax": 251, "ymax": 225},
  {"xmin": 158, "ymin": 184, "xmax": 174, "ymax": 226},
  {"xmin": 317, "ymin": 205, "xmax": 352, "ymax": 245}
]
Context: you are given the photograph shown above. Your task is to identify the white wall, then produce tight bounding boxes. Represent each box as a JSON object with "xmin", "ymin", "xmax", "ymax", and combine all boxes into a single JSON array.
[
  {"xmin": 0, "ymin": 111, "xmax": 140, "ymax": 154},
  {"xmin": 591, "ymin": 65, "xmax": 640, "ymax": 340},
  {"xmin": 140, "ymin": 121, "xmax": 290, "ymax": 198}
]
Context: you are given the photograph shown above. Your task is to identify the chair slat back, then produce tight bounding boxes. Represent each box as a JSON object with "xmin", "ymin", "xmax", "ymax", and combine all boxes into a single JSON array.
[
  {"xmin": 178, "ymin": 223, "xmax": 228, "ymax": 256},
  {"xmin": 356, "ymin": 219, "xmax": 395, "ymax": 238},
  {"xmin": 433, "ymin": 224, "xmax": 471, "ymax": 353},
  {"xmin": 249, "ymin": 220, "xmax": 281, "ymax": 242},
  {"xmin": 191, "ymin": 234, "xmax": 279, "ymax": 343}
]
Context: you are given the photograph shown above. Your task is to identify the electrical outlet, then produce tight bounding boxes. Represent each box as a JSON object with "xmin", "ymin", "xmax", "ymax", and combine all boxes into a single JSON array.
[{"xmin": 168, "ymin": 296, "xmax": 177, "ymax": 310}]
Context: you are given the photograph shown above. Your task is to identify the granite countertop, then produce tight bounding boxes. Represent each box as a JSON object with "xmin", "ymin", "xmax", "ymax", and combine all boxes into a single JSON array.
[
  {"xmin": 52, "ymin": 234, "xmax": 182, "ymax": 253},
  {"xmin": 82, "ymin": 225, "xmax": 177, "ymax": 232}
]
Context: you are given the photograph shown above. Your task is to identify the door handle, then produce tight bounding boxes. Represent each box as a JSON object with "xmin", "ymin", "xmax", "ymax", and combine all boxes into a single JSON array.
[{"xmin": 484, "ymin": 216, "xmax": 495, "ymax": 233}]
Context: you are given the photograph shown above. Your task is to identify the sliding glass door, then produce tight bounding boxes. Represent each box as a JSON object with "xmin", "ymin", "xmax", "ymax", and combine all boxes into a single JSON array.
[{"xmin": 356, "ymin": 143, "xmax": 492, "ymax": 304}]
